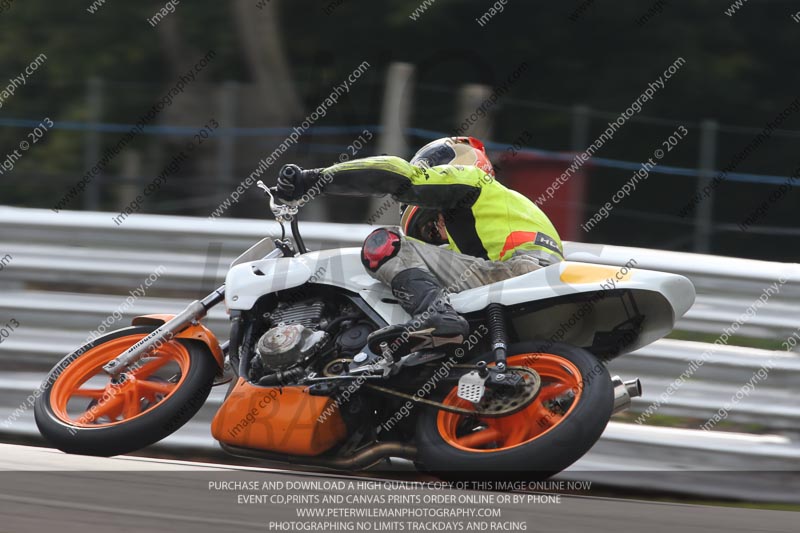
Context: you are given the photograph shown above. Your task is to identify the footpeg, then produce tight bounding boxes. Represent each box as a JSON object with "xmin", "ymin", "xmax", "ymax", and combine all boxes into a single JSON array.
[{"xmin": 457, "ymin": 371, "xmax": 487, "ymax": 403}]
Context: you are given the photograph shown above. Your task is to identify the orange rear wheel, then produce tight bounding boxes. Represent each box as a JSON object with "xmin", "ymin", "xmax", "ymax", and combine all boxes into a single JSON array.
[
  {"xmin": 415, "ymin": 342, "xmax": 613, "ymax": 480},
  {"xmin": 437, "ymin": 353, "xmax": 583, "ymax": 452}
]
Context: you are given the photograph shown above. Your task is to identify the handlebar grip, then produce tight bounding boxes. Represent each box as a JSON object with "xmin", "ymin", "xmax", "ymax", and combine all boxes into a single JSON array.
[{"xmin": 279, "ymin": 164, "xmax": 300, "ymax": 181}]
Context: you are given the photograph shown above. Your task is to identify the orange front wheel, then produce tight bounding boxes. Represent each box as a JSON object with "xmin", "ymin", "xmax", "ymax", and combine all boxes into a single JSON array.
[
  {"xmin": 415, "ymin": 342, "xmax": 613, "ymax": 480},
  {"xmin": 34, "ymin": 326, "xmax": 217, "ymax": 456}
]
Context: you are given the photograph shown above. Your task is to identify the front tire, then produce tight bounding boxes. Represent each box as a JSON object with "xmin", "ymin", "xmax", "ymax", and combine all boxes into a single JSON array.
[
  {"xmin": 415, "ymin": 341, "xmax": 613, "ymax": 480},
  {"xmin": 34, "ymin": 326, "xmax": 217, "ymax": 456}
]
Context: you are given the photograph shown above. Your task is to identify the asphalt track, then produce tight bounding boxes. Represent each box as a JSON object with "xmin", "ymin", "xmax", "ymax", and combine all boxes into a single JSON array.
[{"xmin": 0, "ymin": 444, "xmax": 796, "ymax": 533}]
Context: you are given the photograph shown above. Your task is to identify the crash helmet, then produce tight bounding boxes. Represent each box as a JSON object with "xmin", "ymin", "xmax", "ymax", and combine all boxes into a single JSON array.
[
  {"xmin": 400, "ymin": 137, "xmax": 493, "ymax": 244},
  {"xmin": 409, "ymin": 136, "xmax": 494, "ymax": 177}
]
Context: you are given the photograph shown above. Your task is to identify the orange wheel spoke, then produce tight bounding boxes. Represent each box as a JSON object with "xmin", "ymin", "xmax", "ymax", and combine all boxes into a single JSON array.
[
  {"xmin": 538, "ymin": 383, "xmax": 570, "ymax": 401},
  {"xmin": 78, "ymin": 393, "xmax": 124, "ymax": 423},
  {"xmin": 137, "ymin": 380, "xmax": 175, "ymax": 395},
  {"xmin": 72, "ymin": 388, "xmax": 106, "ymax": 399},
  {"xmin": 544, "ymin": 413, "xmax": 563, "ymax": 427},
  {"xmin": 129, "ymin": 356, "xmax": 173, "ymax": 379},
  {"xmin": 528, "ymin": 402, "xmax": 554, "ymax": 424},
  {"xmin": 122, "ymin": 390, "xmax": 141, "ymax": 419},
  {"xmin": 103, "ymin": 405, "xmax": 123, "ymax": 422},
  {"xmin": 455, "ymin": 427, "xmax": 502, "ymax": 449},
  {"xmin": 499, "ymin": 421, "xmax": 530, "ymax": 447},
  {"xmin": 534, "ymin": 406, "xmax": 561, "ymax": 429}
]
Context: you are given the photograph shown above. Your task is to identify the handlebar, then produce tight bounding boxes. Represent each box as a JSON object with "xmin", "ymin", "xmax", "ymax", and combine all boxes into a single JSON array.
[{"xmin": 255, "ymin": 179, "xmax": 307, "ymax": 255}]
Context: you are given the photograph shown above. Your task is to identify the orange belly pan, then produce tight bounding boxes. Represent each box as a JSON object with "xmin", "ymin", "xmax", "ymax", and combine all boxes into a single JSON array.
[{"xmin": 211, "ymin": 379, "xmax": 347, "ymax": 456}]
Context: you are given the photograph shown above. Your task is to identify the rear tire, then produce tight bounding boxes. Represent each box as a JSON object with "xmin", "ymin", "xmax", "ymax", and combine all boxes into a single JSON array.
[
  {"xmin": 415, "ymin": 341, "xmax": 613, "ymax": 480},
  {"xmin": 34, "ymin": 326, "xmax": 217, "ymax": 456}
]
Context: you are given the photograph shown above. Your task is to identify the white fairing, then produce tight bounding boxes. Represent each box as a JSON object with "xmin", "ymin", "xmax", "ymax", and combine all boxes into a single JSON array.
[
  {"xmin": 225, "ymin": 247, "xmax": 696, "ymax": 357},
  {"xmin": 225, "ymin": 256, "xmax": 315, "ymax": 309}
]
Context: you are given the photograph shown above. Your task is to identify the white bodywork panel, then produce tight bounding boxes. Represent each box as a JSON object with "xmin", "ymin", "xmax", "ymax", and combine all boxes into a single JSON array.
[{"xmin": 225, "ymin": 247, "xmax": 696, "ymax": 356}]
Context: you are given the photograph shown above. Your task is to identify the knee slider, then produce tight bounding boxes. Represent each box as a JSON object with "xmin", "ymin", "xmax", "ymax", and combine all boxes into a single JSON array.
[{"xmin": 361, "ymin": 228, "xmax": 401, "ymax": 272}]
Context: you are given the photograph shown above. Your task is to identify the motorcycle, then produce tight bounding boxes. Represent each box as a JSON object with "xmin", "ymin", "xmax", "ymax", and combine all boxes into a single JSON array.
[{"xmin": 34, "ymin": 168, "xmax": 695, "ymax": 479}]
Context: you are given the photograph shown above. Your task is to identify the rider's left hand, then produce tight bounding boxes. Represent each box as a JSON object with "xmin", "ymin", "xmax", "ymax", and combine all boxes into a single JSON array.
[{"xmin": 276, "ymin": 164, "xmax": 319, "ymax": 202}]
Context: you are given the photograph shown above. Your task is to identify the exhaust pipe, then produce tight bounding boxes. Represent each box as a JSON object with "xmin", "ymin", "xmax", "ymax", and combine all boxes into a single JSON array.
[
  {"xmin": 221, "ymin": 442, "xmax": 418, "ymax": 471},
  {"xmin": 611, "ymin": 375, "xmax": 642, "ymax": 414}
]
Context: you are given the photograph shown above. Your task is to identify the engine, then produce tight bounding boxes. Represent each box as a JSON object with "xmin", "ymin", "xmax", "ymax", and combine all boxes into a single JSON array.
[
  {"xmin": 256, "ymin": 324, "xmax": 327, "ymax": 371},
  {"xmin": 334, "ymin": 322, "xmax": 373, "ymax": 357},
  {"xmin": 255, "ymin": 301, "xmax": 329, "ymax": 372},
  {"xmin": 249, "ymin": 299, "xmax": 375, "ymax": 385},
  {"xmin": 268, "ymin": 300, "xmax": 326, "ymax": 330}
]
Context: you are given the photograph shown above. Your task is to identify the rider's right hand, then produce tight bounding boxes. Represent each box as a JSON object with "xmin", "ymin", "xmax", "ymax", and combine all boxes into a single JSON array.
[{"xmin": 277, "ymin": 164, "xmax": 318, "ymax": 202}]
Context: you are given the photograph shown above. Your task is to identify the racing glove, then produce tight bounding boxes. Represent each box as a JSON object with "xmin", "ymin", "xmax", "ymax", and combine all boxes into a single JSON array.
[{"xmin": 276, "ymin": 164, "xmax": 321, "ymax": 202}]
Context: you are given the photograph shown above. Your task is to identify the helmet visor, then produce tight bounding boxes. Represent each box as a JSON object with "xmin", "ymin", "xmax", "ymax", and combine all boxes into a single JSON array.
[{"xmin": 410, "ymin": 143, "xmax": 456, "ymax": 169}]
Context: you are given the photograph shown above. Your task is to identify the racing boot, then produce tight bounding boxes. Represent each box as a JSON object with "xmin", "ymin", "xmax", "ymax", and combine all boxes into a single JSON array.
[{"xmin": 367, "ymin": 268, "xmax": 469, "ymax": 358}]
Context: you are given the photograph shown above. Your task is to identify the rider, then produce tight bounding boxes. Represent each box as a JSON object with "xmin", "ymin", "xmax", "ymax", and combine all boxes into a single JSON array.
[{"xmin": 276, "ymin": 136, "xmax": 564, "ymax": 354}]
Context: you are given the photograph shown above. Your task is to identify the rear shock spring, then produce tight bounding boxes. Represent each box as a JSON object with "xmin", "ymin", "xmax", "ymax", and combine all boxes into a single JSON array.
[{"xmin": 485, "ymin": 303, "xmax": 508, "ymax": 371}]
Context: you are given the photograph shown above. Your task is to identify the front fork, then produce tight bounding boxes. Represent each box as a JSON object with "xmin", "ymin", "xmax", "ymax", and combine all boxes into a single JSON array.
[{"xmin": 101, "ymin": 285, "xmax": 226, "ymax": 377}]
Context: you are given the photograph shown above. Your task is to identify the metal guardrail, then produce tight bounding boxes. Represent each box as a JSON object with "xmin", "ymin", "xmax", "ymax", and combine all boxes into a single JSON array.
[
  {"xmin": 2, "ymin": 206, "xmax": 799, "ymax": 338},
  {"xmin": 617, "ymin": 339, "xmax": 800, "ymax": 432},
  {"xmin": 1, "ymin": 206, "xmax": 799, "ymax": 501}
]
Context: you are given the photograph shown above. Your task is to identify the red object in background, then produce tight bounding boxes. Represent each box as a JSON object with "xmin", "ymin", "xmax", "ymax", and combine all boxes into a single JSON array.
[{"xmin": 494, "ymin": 152, "xmax": 588, "ymax": 242}]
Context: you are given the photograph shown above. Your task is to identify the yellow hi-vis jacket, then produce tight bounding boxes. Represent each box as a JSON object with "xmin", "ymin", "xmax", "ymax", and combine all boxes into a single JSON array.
[{"xmin": 320, "ymin": 156, "xmax": 564, "ymax": 264}]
